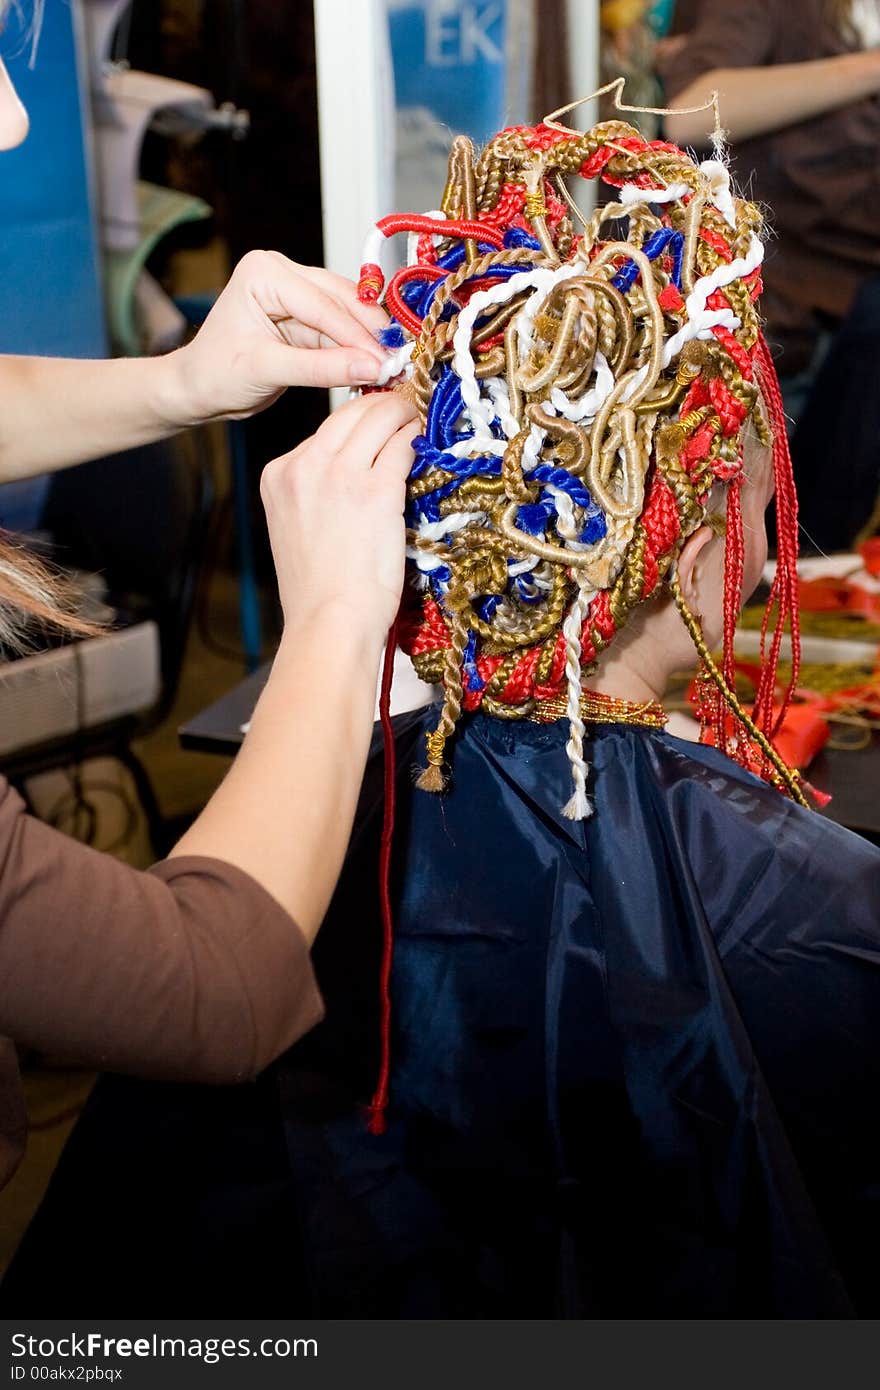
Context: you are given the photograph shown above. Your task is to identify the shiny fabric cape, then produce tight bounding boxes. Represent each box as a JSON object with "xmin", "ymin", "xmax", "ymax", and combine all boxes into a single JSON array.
[{"xmin": 4, "ymin": 708, "xmax": 880, "ymax": 1317}]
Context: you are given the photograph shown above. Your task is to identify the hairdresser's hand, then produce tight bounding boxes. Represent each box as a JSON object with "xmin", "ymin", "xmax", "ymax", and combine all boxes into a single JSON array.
[
  {"xmin": 261, "ymin": 393, "xmax": 419, "ymax": 646},
  {"xmin": 167, "ymin": 252, "xmax": 389, "ymax": 425}
]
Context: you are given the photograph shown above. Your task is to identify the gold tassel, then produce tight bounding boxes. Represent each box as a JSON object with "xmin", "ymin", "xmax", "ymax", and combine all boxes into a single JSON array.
[{"xmin": 415, "ymin": 729, "xmax": 448, "ymax": 793}]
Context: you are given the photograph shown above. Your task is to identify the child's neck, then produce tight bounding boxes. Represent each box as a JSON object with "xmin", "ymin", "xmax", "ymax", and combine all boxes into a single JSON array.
[{"xmin": 582, "ymin": 645, "xmax": 669, "ymax": 707}]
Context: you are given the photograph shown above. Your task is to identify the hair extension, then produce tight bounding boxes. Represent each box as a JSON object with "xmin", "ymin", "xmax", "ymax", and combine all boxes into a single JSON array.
[{"xmin": 362, "ymin": 115, "xmax": 802, "ymax": 815}]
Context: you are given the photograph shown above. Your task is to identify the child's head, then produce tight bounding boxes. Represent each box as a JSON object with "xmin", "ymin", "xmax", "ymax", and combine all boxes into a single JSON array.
[{"xmin": 361, "ymin": 117, "xmax": 803, "ymax": 814}]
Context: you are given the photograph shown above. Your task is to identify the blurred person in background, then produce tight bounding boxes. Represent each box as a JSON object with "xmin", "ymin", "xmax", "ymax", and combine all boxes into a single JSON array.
[{"xmin": 658, "ymin": 0, "xmax": 880, "ymax": 549}]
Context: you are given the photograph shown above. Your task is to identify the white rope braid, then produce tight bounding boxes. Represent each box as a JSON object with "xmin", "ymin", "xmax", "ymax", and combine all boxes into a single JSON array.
[{"xmin": 561, "ymin": 581, "xmax": 595, "ymax": 821}]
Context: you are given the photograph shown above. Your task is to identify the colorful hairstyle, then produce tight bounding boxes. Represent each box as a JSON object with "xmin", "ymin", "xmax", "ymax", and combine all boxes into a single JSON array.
[{"xmin": 360, "ymin": 117, "xmax": 806, "ymax": 818}]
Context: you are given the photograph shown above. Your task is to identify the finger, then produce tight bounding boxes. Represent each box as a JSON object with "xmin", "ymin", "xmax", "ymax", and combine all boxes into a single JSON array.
[
  {"xmin": 372, "ymin": 419, "xmax": 420, "ymax": 481},
  {"xmin": 333, "ymin": 395, "xmax": 420, "ymax": 473},
  {"xmin": 279, "ymin": 321, "xmax": 379, "ymax": 356},
  {"xmin": 245, "ymin": 253, "xmax": 387, "ymax": 363},
  {"xmin": 254, "ymin": 339, "xmax": 387, "ymax": 390},
  {"xmin": 281, "ymin": 258, "xmax": 390, "ymax": 337},
  {"xmin": 307, "ymin": 390, "xmax": 410, "ymax": 458}
]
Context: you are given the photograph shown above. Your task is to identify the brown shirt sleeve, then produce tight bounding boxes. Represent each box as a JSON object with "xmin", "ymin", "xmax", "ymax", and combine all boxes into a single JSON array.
[
  {"xmin": 657, "ymin": 0, "xmax": 779, "ymax": 109},
  {"xmin": 0, "ymin": 775, "xmax": 323, "ymax": 1085}
]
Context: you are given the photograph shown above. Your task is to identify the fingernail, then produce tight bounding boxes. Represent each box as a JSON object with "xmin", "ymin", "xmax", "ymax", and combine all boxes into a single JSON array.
[{"xmin": 349, "ymin": 357, "xmax": 381, "ymax": 383}]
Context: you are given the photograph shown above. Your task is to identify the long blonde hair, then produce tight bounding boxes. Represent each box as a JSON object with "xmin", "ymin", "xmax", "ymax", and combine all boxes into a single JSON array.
[{"xmin": 0, "ymin": 533, "xmax": 102, "ymax": 653}]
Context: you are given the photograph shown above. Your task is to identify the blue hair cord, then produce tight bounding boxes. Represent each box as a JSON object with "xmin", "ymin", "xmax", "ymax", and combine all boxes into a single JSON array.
[
  {"xmin": 513, "ymin": 575, "xmax": 545, "ymax": 603},
  {"xmin": 408, "ymin": 479, "xmax": 461, "ymax": 523},
  {"xmin": 515, "ymin": 500, "xmax": 555, "ymax": 535},
  {"xmin": 504, "ymin": 227, "xmax": 543, "ymax": 251},
  {"xmin": 462, "ymin": 629, "xmax": 485, "ymax": 691},
  {"xmin": 529, "ymin": 463, "xmax": 594, "ymax": 510},
  {"xmin": 425, "ymin": 366, "xmax": 458, "ymax": 446},
  {"xmin": 438, "ymin": 378, "xmax": 466, "ymax": 447},
  {"xmin": 378, "ymin": 323, "xmax": 407, "ymax": 349},
  {"xmin": 409, "ymin": 436, "xmax": 435, "ymax": 480},
  {"xmin": 435, "ymin": 240, "xmax": 501, "ymax": 273},
  {"xmin": 413, "ymin": 434, "xmax": 501, "ymax": 480},
  {"xmin": 612, "ymin": 227, "xmax": 684, "ymax": 293},
  {"xmin": 579, "ymin": 512, "xmax": 608, "ymax": 543}
]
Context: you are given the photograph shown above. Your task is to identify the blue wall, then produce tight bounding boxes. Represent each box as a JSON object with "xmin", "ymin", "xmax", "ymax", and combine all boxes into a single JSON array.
[
  {"xmin": 0, "ymin": 3, "xmax": 105, "ymax": 529},
  {"xmin": 389, "ymin": 0, "xmax": 509, "ymax": 147}
]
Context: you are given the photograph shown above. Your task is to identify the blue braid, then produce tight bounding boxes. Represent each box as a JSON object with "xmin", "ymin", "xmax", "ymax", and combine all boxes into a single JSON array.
[
  {"xmin": 612, "ymin": 227, "xmax": 685, "ymax": 293},
  {"xmin": 412, "ymin": 435, "xmax": 502, "ymax": 479},
  {"xmin": 438, "ymin": 379, "xmax": 466, "ymax": 448},
  {"xmin": 462, "ymin": 629, "xmax": 485, "ymax": 691},
  {"xmin": 529, "ymin": 463, "xmax": 594, "ymax": 510},
  {"xmin": 378, "ymin": 323, "xmax": 407, "ymax": 349},
  {"xmin": 425, "ymin": 367, "xmax": 460, "ymax": 447},
  {"xmin": 503, "ymin": 227, "xmax": 543, "ymax": 251},
  {"xmin": 515, "ymin": 487, "xmax": 607, "ymax": 543},
  {"xmin": 515, "ymin": 500, "xmax": 555, "ymax": 535},
  {"xmin": 513, "ymin": 574, "xmax": 546, "ymax": 603},
  {"xmin": 408, "ymin": 479, "xmax": 461, "ymax": 523}
]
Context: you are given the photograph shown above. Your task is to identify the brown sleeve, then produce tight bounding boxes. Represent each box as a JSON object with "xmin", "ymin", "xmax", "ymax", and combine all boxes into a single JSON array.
[
  {"xmin": 657, "ymin": 0, "xmax": 779, "ymax": 106},
  {"xmin": 0, "ymin": 776, "xmax": 323, "ymax": 1084}
]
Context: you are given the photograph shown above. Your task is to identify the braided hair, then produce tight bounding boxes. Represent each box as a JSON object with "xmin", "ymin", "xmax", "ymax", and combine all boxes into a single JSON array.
[{"xmin": 359, "ymin": 119, "xmax": 805, "ymax": 817}]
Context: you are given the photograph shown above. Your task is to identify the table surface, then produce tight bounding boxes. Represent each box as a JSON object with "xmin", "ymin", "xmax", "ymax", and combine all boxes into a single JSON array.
[
  {"xmin": 179, "ymin": 663, "xmax": 271, "ymax": 757},
  {"xmin": 179, "ymin": 663, "xmax": 880, "ymax": 840}
]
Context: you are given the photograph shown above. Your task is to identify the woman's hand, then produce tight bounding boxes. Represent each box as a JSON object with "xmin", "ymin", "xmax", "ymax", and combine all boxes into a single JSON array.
[
  {"xmin": 171, "ymin": 392, "xmax": 419, "ymax": 941},
  {"xmin": 167, "ymin": 251, "xmax": 389, "ymax": 426},
  {"xmin": 261, "ymin": 392, "xmax": 419, "ymax": 648}
]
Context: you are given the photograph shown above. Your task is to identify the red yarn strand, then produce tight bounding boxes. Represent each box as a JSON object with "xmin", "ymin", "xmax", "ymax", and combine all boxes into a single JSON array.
[{"xmin": 366, "ymin": 622, "xmax": 399, "ymax": 1136}]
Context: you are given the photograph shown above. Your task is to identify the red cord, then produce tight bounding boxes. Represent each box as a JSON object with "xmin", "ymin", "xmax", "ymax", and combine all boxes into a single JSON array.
[
  {"xmin": 385, "ymin": 264, "xmax": 447, "ymax": 337},
  {"xmin": 754, "ymin": 333, "xmax": 802, "ymax": 737},
  {"xmin": 366, "ymin": 620, "xmax": 399, "ymax": 1136},
  {"xmin": 376, "ymin": 213, "xmax": 504, "ymax": 248}
]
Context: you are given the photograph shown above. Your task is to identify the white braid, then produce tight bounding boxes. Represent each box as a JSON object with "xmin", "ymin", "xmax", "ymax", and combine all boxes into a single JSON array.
[
  {"xmin": 698, "ymin": 160, "xmax": 737, "ymax": 230},
  {"xmin": 445, "ymin": 435, "xmax": 507, "ymax": 458},
  {"xmin": 618, "ymin": 181, "xmax": 690, "ymax": 210},
  {"xmin": 451, "ymin": 261, "xmax": 582, "ymax": 437},
  {"xmin": 549, "ymin": 350, "xmax": 614, "ymax": 422},
  {"xmin": 545, "ymin": 486, "xmax": 578, "ymax": 541},
  {"xmin": 684, "ymin": 232, "xmax": 764, "ymax": 320},
  {"xmin": 484, "ymin": 376, "xmax": 520, "ymax": 439},
  {"xmin": 376, "ymin": 341, "xmax": 415, "ymax": 385},
  {"xmin": 507, "ymin": 556, "xmax": 540, "ymax": 577},
  {"xmin": 414, "ymin": 511, "xmax": 487, "ymax": 542},
  {"xmin": 561, "ymin": 583, "xmax": 595, "ymax": 821},
  {"xmin": 521, "ymin": 421, "xmax": 546, "ymax": 472}
]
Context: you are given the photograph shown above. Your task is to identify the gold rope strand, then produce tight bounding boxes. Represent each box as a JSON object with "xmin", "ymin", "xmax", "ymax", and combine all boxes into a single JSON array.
[{"xmin": 670, "ymin": 571, "xmax": 809, "ymax": 807}]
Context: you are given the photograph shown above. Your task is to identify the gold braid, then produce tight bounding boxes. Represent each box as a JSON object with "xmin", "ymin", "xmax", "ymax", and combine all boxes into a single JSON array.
[{"xmin": 670, "ymin": 572, "xmax": 809, "ymax": 807}]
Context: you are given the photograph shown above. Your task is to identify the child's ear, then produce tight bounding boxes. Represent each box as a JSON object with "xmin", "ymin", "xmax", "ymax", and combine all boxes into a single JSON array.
[{"xmin": 676, "ymin": 524, "xmax": 719, "ymax": 617}]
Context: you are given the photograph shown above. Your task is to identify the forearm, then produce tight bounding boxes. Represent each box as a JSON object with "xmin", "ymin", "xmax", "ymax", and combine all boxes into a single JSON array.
[
  {"xmin": 169, "ymin": 610, "xmax": 382, "ymax": 943},
  {"xmin": 0, "ymin": 352, "xmax": 187, "ymax": 481},
  {"xmin": 665, "ymin": 51, "xmax": 880, "ymax": 147}
]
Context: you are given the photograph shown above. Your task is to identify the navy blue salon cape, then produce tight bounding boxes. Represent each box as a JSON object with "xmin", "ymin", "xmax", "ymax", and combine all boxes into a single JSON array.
[{"xmin": 4, "ymin": 708, "xmax": 880, "ymax": 1317}]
